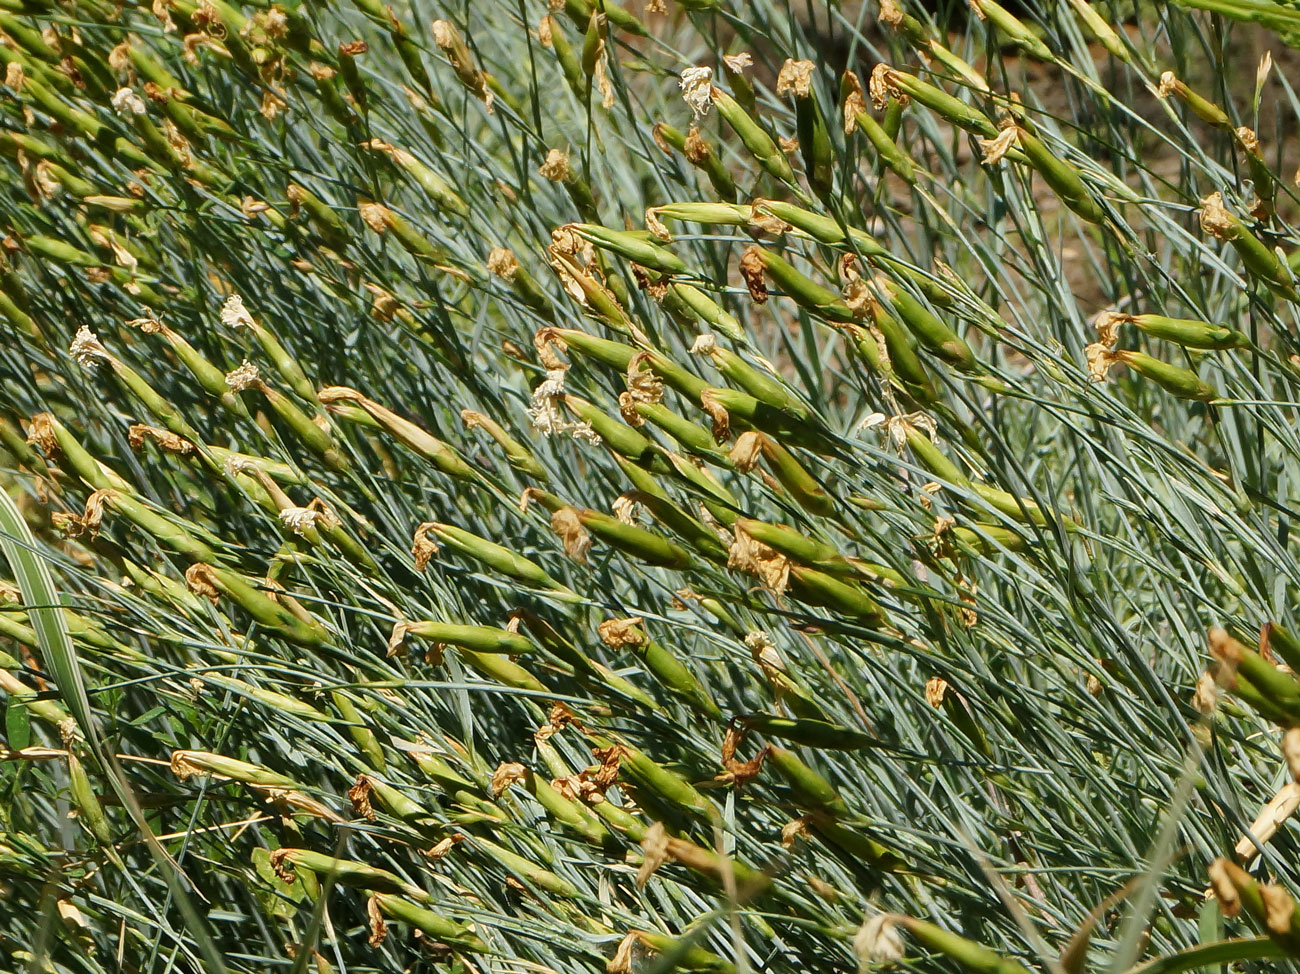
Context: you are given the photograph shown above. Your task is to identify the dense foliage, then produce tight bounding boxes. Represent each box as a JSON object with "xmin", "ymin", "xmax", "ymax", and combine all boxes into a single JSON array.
[{"xmin": 7, "ymin": 1, "xmax": 1300, "ymax": 972}]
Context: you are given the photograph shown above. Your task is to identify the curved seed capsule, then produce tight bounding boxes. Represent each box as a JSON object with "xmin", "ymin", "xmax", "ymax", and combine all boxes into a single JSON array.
[
  {"xmin": 370, "ymin": 894, "xmax": 488, "ymax": 952},
  {"xmin": 67, "ymin": 750, "xmax": 112, "ymax": 847},
  {"xmin": 431, "ymin": 523, "xmax": 574, "ymax": 594},
  {"xmin": 465, "ymin": 835, "xmax": 580, "ymax": 898},
  {"xmin": 895, "ymin": 916, "xmax": 1033, "ymax": 974},
  {"xmin": 403, "ymin": 621, "xmax": 534, "ymax": 655},
  {"xmin": 767, "ymin": 746, "xmax": 847, "ymax": 815},
  {"xmin": 577, "ymin": 508, "xmax": 694, "ymax": 569},
  {"xmin": 789, "ymin": 566, "xmax": 887, "ymax": 626},
  {"xmin": 711, "ymin": 86, "xmax": 795, "ymax": 184},
  {"xmin": 568, "ymin": 223, "xmax": 687, "ymax": 275},
  {"xmin": 876, "ymin": 281, "xmax": 976, "ymax": 371},
  {"xmin": 274, "ymin": 849, "xmax": 429, "ymax": 901},
  {"xmin": 1128, "ymin": 314, "xmax": 1247, "ymax": 350},
  {"xmin": 745, "ymin": 714, "xmax": 874, "ymax": 750},
  {"xmin": 1115, "ymin": 350, "xmax": 1217, "ymax": 401}
]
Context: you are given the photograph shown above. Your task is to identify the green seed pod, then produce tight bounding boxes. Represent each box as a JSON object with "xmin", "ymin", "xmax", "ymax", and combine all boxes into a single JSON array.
[
  {"xmin": 1210, "ymin": 628, "xmax": 1300, "ymax": 721},
  {"xmin": 1115, "ymin": 350, "xmax": 1217, "ymax": 401},
  {"xmin": 513, "ymin": 766, "xmax": 613, "ymax": 848},
  {"xmin": 274, "ymin": 849, "xmax": 430, "ymax": 901},
  {"xmin": 576, "ymin": 507, "xmax": 694, "ymax": 569},
  {"xmin": 971, "ymin": 0, "xmax": 1053, "ymax": 60},
  {"xmin": 711, "ymin": 87, "xmax": 795, "ymax": 184},
  {"xmin": 865, "ymin": 303, "xmax": 940, "ymax": 396},
  {"xmin": 589, "ymin": 735, "xmax": 711, "ymax": 815},
  {"xmin": 652, "ymin": 201, "xmax": 753, "ymax": 227},
  {"xmin": 895, "ymin": 916, "xmax": 1033, "ymax": 974},
  {"xmin": 883, "ymin": 68, "xmax": 997, "ymax": 137},
  {"xmin": 788, "ymin": 79, "xmax": 834, "ymax": 197},
  {"xmin": 430, "ymin": 522, "xmax": 573, "ymax": 594},
  {"xmin": 186, "ymin": 564, "xmax": 326, "ymax": 646},
  {"xmin": 631, "ymin": 401, "xmax": 725, "ymax": 459},
  {"xmin": 745, "ymin": 714, "xmax": 874, "ymax": 750},
  {"xmin": 789, "ymin": 566, "xmax": 887, "ymax": 626},
  {"xmin": 406, "ymin": 621, "xmax": 534, "ymax": 655},
  {"xmin": 170, "ymin": 750, "xmax": 297, "ymax": 788},
  {"xmin": 458, "ymin": 648, "xmax": 548, "ymax": 692},
  {"xmin": 1201, "ymin": 192, "xmax": 1295, "ymax": 298},
  {"xmin": 1128, "ymin": 314, "xmax": 1247, "ymax": 350},
  {"xmin": 951, "ymin": 524, "xmax": 1027, "ymax": 554},
  {"xmin": 755, "ymin": 435, "xmax": 835, "ymax": 517},
  {"xmin": 628, "ymin": 931, "xmax": 736, "ymax": 973},
  {"xmin": 767, "ymin": 746, "xmax": 848, "ymax": 816},
  {"xmin": 748, "ymin": 246, "xmax": 854, "ymax": 321},
  {"xmin": 734, "ymin": 518, "xmax": 845, "ymax": 570},
  {"xmin": 669, "ymin": 283, "xmax": 743, "ymax": 340},
  {"xmin": 319, "ymin": 386, "xmax": 471, "ymax": 478},
  {"xmin": 809, "ymin": 815, "xmax": 908, "ymax": 872},
  {"xmin": 332, "ymin": 691, "xmax": 385, "ymax": 771},
  {"xmin": 849, "ymin": 101, "xmax": 916, "ymax": 184},
  {"xmin": 465, "ymin": 835, "xmax": 580, "ymax": 898},
  {"xmin": 67, "ymin": 750, "xmax": 112, "ymax": 847},
  {"xmin": 1064, "ymin": 0, "xmax": 1130, "ymax": 62},
  {"xmin": 876, "ymin": 281, "xmax": 976, "ymax": 370},
  {"xmin": 905, "ymin": 426, "xmax": 969, "ymax": 486},
  {"xmin": 370, "ymin": 893, "xmax": 488, "ymax": 952},
  {"xmin": 1014, "ymin": 128, "xmax": 1106, "ymax": 224},
  {"xmin": 568, "ymin": 223, "xmax": 687, "ymax": 275},
  {"xmin": 599, "ymin": 618, "xmax": 722, "ymax": 719},
  {"xmin": 702, "ymin": 343, "xmax": 809, "ymax": 419},
  {"xmin": 561, "ymin": 395, "xmax": 665, "ymax": 469}
]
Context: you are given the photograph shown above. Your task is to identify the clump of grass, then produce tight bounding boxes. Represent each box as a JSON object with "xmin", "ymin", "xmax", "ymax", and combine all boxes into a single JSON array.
[{"xmin": 6, "ymin": 1, "xmax": 1300, "ymax": 972}]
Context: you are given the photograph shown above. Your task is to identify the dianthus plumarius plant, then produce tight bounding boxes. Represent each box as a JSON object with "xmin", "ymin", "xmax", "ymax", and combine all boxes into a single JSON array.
[{"xmin": 10, "ymin": 0, "xmax": 1300, "ymax": 971}]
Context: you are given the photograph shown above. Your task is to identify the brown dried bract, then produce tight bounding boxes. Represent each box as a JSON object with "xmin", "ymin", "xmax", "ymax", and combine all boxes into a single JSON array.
[
  {"xmin": 728, "ymin": 524, "xmax": 790, "ymax": 595},
  {"xmin": 551, "ymin": 506, "xmax": 591, "ymax": 564},
  {"xmin": 349, "ymin": 774, "xmax": 375, "ymax": 820},
  {"xmin": 411, "ymin": 522, "xmax": 439, "ymax": 572},
  {"xmin": 739, "ymin": 246, "xmax": 767, "ymax": 303},
  {"xmin": 699, "ymin": 388, "xmax": 730, "ymax": 443},
  {"xmin": 128, "ymin": 424, "xmax": 194, "ymax": 455},
  {"xmin": 490, "ymin": 761, "xmax": 527, "ymax": 797}
]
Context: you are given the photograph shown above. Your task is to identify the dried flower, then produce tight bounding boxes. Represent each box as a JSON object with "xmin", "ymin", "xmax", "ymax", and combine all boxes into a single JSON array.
[
  {"xmin": 111, "ymin": 87, "xmax": 147, "ymax": 116},
  {"xmin": 220, "ymin": 293, "xmax": 255, "ymax": 329},
  {"xmin": 539, "ymin": 148, "xmax": 571, "ymax": 182},
  {"xmin": 225, "ymin": 359, "xmax": 261, "ymax": 391},
  {"xmin": 69, "ymin": 326, "xmax": 111, "ymax": 368},
  {"xmin": 680, "ymin": 66, "xmax": 713, "ymax": 119},
  {"xmin": 853, "ymin": 914, "xmax": 904, "ymax": 968},
  {"xmin": 776, "ymin": 59, "xmax": 814, "ymax": 98}
]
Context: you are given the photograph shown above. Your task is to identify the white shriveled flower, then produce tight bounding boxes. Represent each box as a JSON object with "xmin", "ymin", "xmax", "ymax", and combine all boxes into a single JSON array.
[
  {"xmin": 525, "ymin": 369, "xmax": 601, "ymax": 444},
  {"xmin": 220, "ymin": 293, "xmax": 255, "ymax": 329},
  {"xmin": 225, "ymin": 359, "xmax": 260, "ymax": 391},
  {"xmin": 69, "ymin": 326, "xmax": 111, "ymax": 368},
  {"xmin": 279, "ymin": 507, "xmax": 319, "ymax": 535},
  {"xmin": 111, "ymin": 86, "xmax": 147, "ymax": 116},
  {"xmin": 853, "ymin": 914, "xmax": 904, "ymax": 969},
  {"xmin": 679, "ymin": 66, "xmax": 713, "ymax": 119}
]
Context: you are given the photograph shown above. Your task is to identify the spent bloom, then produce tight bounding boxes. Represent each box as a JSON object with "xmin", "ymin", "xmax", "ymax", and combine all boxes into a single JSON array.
[
  {"xmin": 111, "ymin": 87, "xmax": 147, "ymax": 116},
  {"xmin": 853, "ymin": 914, "xmax": 904, "ymax": 969},
  {"xmin": 69, "ymin": 326, "xmax": 111, "ymax": 368},
  {"xmin": 220, "ymin": 293, "xmax": 255, "ymax": 329},
  {"xmin": 680, "ymin": 66, "xmax": 713, "ymax": 119}
]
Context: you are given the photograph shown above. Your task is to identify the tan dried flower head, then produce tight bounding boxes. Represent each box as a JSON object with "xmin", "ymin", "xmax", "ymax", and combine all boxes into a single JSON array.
[
  {"xmin": 722, "ymin": 52, "xmax": 753, "ymax": 74},
  {"xmin": 598, "ymin": 617, "xmax": 645, "ymax": 648},
  {"xmin": 1199, "ymin": 192, "xmax": 1238, "ymax": 240},
  {"xmin": 551, "ymin": 506, "xmax": 592, "ymax": 564},
  {"xmin": 1156, "ymin": 70, "xmax": 1181, "ymax": 98},
  {"xmin": 729, "ymin": 430, "xmax": 765, "ymax": 472},
  {"xmin": 878, "ymin": 0, "xmax": 905, "ymax": 28},
  {"xmin": 679, "ymin": 66, "xmax": 714, "ymax": 119},
  {"xmin": 365, "ymin": 896, "xmax": 386, "ymax": 947},
  {"xmin": 349, "ymin": 774, "xmax": 375, "ymax": 820},
  {"xmin": 1093, "ymin": 310, "xmax": 1127, "ymax": 348},
  {"xmin": 625, "ymin": 352, "xmax": 664, "ymax": 406},
  {"xmin": 925, "ymin": 677, "xmax": 949, "ymax": 709},
  {"xmin": 978, "ymin": 122, "xmax": 1020, "ymax": 165},
  {"xmin": 1236, "ymin": 126, "xmax": 1261, "ymax": 155},
  {"xmin": 699, "ymin": 388, "xmax": 731, "ymax": 443},
  {"xmin": 185, "ymin": 563, "xmax": 221, "ymax": 603},
  {"xmin": 1192, "ymin": 669, "xmax": 1218, "ymax": 715},
  {"xmin": 4, "ymin": 62, "xmax": 23, "ymax": 91},
  {"xmin": 411, "ymin": 522, "xmax": 440, "ymax": 571},
  {"xmin": 729, "ymin": 524, "xmax": 790, "ymax": 594},
  {"xmin": 537, "ymin": 15, "xmax": 553, "ymax": 47},
  {"xmin": 778, "ymin": 135, "xmax": 800, "ymax": 153},
  {"xmin": 358, "ymin": 201, "xmax": 391, "ymax": 234},
  {"xmin": 644, "ymin": 207, "xmax": 672, "ymax": 242},
  {"xmin": 739, "ymin": 246, "xmax": 767, "ymax": 303},
  {"xmin": 539, "ymin": 147, "xmax": 571, "ymax": 182},
  {"xmin": 776, "ymin": 59, "xmax": 815, "ymax": 99},
  {"xmin": 1085, "ymin": 343, "xmax": 1118, "ymax": 383},
  {"xmin": 1207, "ymin": 858, "xmax": 1240, "ymax": 917},
  {"xmin": 842, "ymin": 70, "xmax": 866, "ymax": 134},
  {"xmin": 129, "ymin": 424, "xmax": 194, "ymax": 455},
  {"xmin": 490, "ymin": 761, "xmax": 527, "ymax": 797},
  {"xmin": 781, "ymin": 815, "xmax": 812, "ymax": 849},
  {"xmin": 486, "ymin": 247, "xmax": 519, "ymax": 281},
  {"xmin": 683, "ymin": 126, "xmax": 711, "ymax": 164},
  {"xmin": 637, "ymin": 821, "xmax": 671, "ymax": 888}
]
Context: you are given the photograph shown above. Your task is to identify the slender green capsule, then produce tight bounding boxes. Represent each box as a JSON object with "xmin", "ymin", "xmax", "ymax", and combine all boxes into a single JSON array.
[
  {"xmin": 757, "ymin": 435, "xmax": 835, "ymax": 516},
  {"xmin": 332, "ymin": 691, "xmax": 385, "ymax": 770},
  {"xmin": 1014, "ymin": 128, "xmax": 1106, "ymax": 224},
  {"xmin": 370, "ymin": 894, "xmax": 488, "ymax": 952},
  {"xmin": 652, "ymin": 201, "xmax": 753, "ymax": 227},
  {"xmin": 734, "ymin": 518, "xmax": 847, "ymax": 570},
  {"xmin": 632, "ymin": 401, "xmax": 725, "ymax": 458},
  {"xmin": 654, "ymin": 123, "xmax": 738, "ymax": 201},
  {"xmin": 1065, "ymin": 0, "xmax": 1130, "ymax": 62},
  {"xmin": 809, "ymin": 815, "xmax": 907, "ymax": 872},
  {"xmin": 515, "ymin": 767, "xmax": 613, "ymax": 847},
  {"xmin": 67, "ymin": 750, "xmax": 112, "ymax": 847},
  {"xmin": 431, "ymin": 522, "xmax": 572, "ymax": 593},
  {"xmin": 355, "ymin": 773, "xmax": 431, "ymax": 823},
  {"xmin": 884, "ymin": 68, "xmax": 997, "ymax": 137},
  {"xmin": 711, "ymin": 87, "xmax": 795, "ymax": 184},
  {"xmin": 951, "ymin": 524, "xmax": 1027, "ymax": 554},
  {"xmin": 274, "ymin": 849, "xmax": 430, "ymax": 901},
  {"xmin": 462, "ymin": 409, "xmax": 547, "ymax": 479},
  {"xmin": 1201, "ymin": 193, "xmax": 1296, "ymax": 298},
  {"xmin": 202, "ymin": 674, "xmax": 330, "ymax": 722},
  {"xmin": 562, "ymin": 395, "xmax": 665, "ymax": 468},
  {"xmin": 319, "ymin": 386, "xmax": 471, "ymax": 478},
  {"xmin": 576, "ymin": 508, "xmax": 694, "ymax": 568},
  {"xmin": 459, "ymin": 648, "xmax": 548, "ymax": 692},
  {"xmin": 629, "ymin": 931, "xmax": 736, "ymax": 973},
  {"xmin": 568, "ymin": 223, "xmax": 687, "ymax": 275},
  {"xmin": 789, "ymin": 566, "xmax": 887, "ymax": 625},
  {"xmin": 971, "ymin": 0, "xmax": 1053, "ymax": 59},
  {"xmin": 187, "ymin": 564, "xmax": 326, "ymax": 646},
  {"xmin": 905, "ymin": 427, "xmax": 969, "ymax": 486},
  {"xmin": 876, "ymin": 281, "xmax": 977, "ymax": 370},
  {"xmin": 749, "ymin": 246, "xmax": 854, "ymax": 321},
  {"xmin": 766, "ymin": 746, "xmax": 847, "ymax": 815},
  {"xmin": 1115, "ymin": 350, "xmax": 1217, "ymax": 401},
  {"xmin": 1128, "ymin": 314, "xmax": 1247, "ymax": 350},
  {"xmin": 404, "ymin": 621, "xmax": 534, "ymax": 655},
  {"xmin": 1210, "ymin": 629, "xmax": 1300, "ymax": 720},
  {"xmin": 895, "ymin": 916, "xmax": 1033, "ymax": 974},
  {"xmin": 465, "ymin": 835, "xmax": 580, "ymax": 898},
  {"xmin": 745, "ymin": 714, "xmax": 874, "ymax": 750},
  {"xmin": 850, "ymin": 100, "xmax": 916, "ymax": 184},
  {"xmin": 588, "ymin": 735, "xmax": 711, "ymax": 815},
  {"xmin": 601, "ymin": 619, "xmax": 721, "ymax": 719},
  {"xmin": 788, "ymin": 79, "xmax": 834, "ymax": 196},
  {"xmin": 703, "ymin": 344, "xmax": 809, "ymax": 419},
  {"xmin": 670, "ymin": 283, "xmax": 743, "ymax": 340}
]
